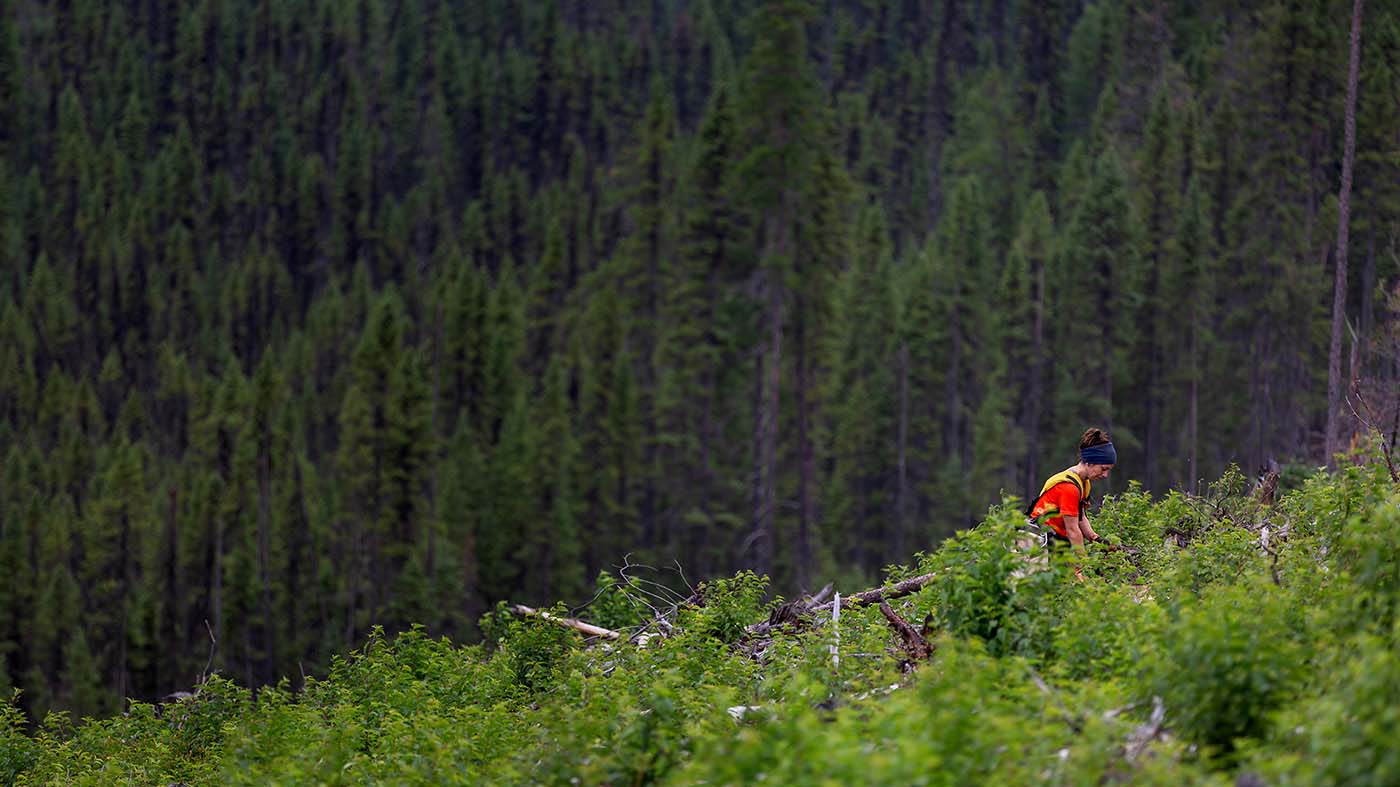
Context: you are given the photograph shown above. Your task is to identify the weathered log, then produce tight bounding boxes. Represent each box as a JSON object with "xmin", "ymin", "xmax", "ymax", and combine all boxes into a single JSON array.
[
  {"xmin": 878, "ymin": 601, "xmax": 933, "ymax": 661},
  {"xmin": 744, "ymin": 573, "xmax": 939, "ymax": 638},
  {"xmin": 810, "ymin": 572, "xmax": 938, "ymax": 614},
  {"xmin": 509, "ymin": 604, "xmax": 621, "ymax": 640}
]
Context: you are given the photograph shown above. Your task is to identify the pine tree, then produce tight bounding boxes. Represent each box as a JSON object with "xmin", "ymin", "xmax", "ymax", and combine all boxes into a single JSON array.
[
  {"xmin": 898, "ymin": 240, "xmax": 951, "ymax": 545},
  {"xmin": 81, "ymin": 440, "xmax": 148, "ymax": 709},
  {"xmin": 656, "ymin": 82, "xmax": 750, "ymax": 578},
  {"xmin": 575, "ymin": 273, "xmax": 642, "ymax": 576},
  {"xmin": 735, "ymin": 0, "xmax": 824, "ymax": 581},
  {"xmin": 823, "ymin": 203, "xmax": 899, "ymax": 575},
  {"xmin": 1134, "ymin": 85, "xmax": 1183, "ymax": 490},
  {"xmin": 933, "ymin": 176, "xmax": 994, "ymax": 525},
  {"xmin": 1002, "ymin": 191, "xmax": 1055, "ymax": 495},
  {"xmin": 1164, "ymin": 176, "xmax": 1217, "ymax": 492},
  {"xmin": 1055, "ymin": 146, "xmax": 1142, "ymax": 474},
  {"xmin": 525, "ymin": 354, "xmax": 585, "ymax": 603},
  {"xmin": 338, "ymin": 289, "xmax": 433, "ymax": 636}
]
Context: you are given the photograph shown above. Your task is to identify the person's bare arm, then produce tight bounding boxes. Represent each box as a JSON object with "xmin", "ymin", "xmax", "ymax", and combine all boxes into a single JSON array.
[
  {"xmin": 1063, "ymin": 515, "xmax": 1087, "ymax": 553},
  {"xmin": 1079, "ymin": 513, "xmax": 1100, "ymax": 542}
]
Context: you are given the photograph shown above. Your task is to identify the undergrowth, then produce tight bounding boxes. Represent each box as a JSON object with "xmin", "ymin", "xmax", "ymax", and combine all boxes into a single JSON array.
[{"xmin": 3, "ymin": 461, "xmax": 1398, "ymax": 785}]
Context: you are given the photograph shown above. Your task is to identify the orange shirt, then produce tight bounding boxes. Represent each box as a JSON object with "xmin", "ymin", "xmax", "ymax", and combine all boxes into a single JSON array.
[{"xmin": 1030, "ymin": 473, "xmax": 1087, "ymax": 538}]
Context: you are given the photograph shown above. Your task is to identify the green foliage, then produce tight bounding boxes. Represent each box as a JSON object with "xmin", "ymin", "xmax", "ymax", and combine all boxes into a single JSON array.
[
  {"xmin": 1142, "ymin": 581, "xmax": 1304, "ymax": 754},
  {"xmin": 1050, "ymin": 581, "xmax": 1165, "ymax": 682},
  {"xmin": 681, "ymin": 571, "xmax": 769, "ymax": 645},
  {"xmin": 3, "ymin": 3, "xmax": 1400, "ymax": 782},
  {"xmin": 0, "ymin": 693, "xmax": 36, "ymax": 786},
  {"xmin": 581, "ymin": 571, "xmax": 650, "ymax": 632},
  {"xmin": 480, "ymin": 609, "xmax": 576, "ymax": 695},
  {"xmin": 916, "ymin": 504, "xmax": 1064, "ymax": 658},
  {"xmin": 5, "ymin": 472, "xmax": 1400, "ymax": 783},
  {"xmin": 1260, "ymin": 628, "xmax": 1400, "ymax": 786}
]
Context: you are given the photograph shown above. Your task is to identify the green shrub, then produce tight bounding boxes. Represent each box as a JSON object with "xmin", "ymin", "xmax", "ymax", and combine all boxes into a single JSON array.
[
  {"xmin": 0, "ymin": 694, "xmax": 36, "ymax": 786},
  {"xmin": 1156, "ymin": 525, "xmax": 1263, "ymax": 606},
  {"xmin": 915, "ymin": 503, "xmax": 1067, "ymax": 659},
  {"xmin": 1329, "ymin": 493, "xmax": 1400, "ymax": 632},
  {"xmin": 481, "ymin": 604, "xmax": 579, "ymax": 694},
  {"xmin": 1259, "ymin": 629, "xmax": 1400, "ymax": 786},
  {"xmin": 1142, "ymin": 581, "xmax": 1303, "ymax": 753},
  {"xmin": 1050, "ymin": 581, "xmax": 1165, "ymax": 681},
  {"xmin": 582, "ymin": 570, "xmax": 651, "ymax": 632},
  {"xmin": 679, "ymin": 570, "xmax": 768, "ymax": 645}
]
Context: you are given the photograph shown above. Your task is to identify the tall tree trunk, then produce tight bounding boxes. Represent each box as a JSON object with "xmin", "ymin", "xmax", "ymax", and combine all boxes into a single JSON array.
[
  {"xmin": 1027, "ymin": 250, "xmax": 1045, "ymax": 493},
  {"xmin": 753, "ymin": 269, "xmax": 783, "ymax": 579},
  {"xmin": 1327, "ymin": 0, "xmax": 1364, "ymax": 462},
  {"xmin": 288, "ymin": 461, "xmax": 307, "ymax": 688},
  {"xmin": 750, "ymin": 342, "xmax": 764, "ymax": 571},
  {"xmin": 428, "ymin": 302, "xmax": 444, "ymax": 586},
  {"xmin": 795, "ymin": 307, "xmax": 814, "ymax": 591},
  {"xmin": 211, "ymin": 514, "xmax": 224, "ymax": 666},
  {"xmin": 162, "ymin": 487, "xmax": 181, "ymax": 689},
  {"xmin": 257, "ymin": 448, "xmax": 274, "ymax": 687},
  {"xmin": 117, "ymin": 510, "xmax": 130, "ymax": 708},
  {"xmin": 1359, "ymin": 232, "xmax": 1375, "ymax": 370},
  {"xmin": 1188, "ymin": 324, "xmax": 1199, "ymax": 495},
  {"xmin": 895, "ymin": 342, "xmax": 910, "ymax": 558}
]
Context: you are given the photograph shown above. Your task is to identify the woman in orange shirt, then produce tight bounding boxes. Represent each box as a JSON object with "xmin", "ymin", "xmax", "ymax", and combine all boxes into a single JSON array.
[{"xmin": 1028, "ymin": 428, "xmax": 1117, "ymax": 554}]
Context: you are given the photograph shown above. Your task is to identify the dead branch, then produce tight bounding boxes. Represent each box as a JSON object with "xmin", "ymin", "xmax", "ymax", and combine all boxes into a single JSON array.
[
  {"xmin": 509, "ymin": 605, "xmax": 622, "ymax": 640},
  {"xmin": 805, "ymin": 583, "xmax": 834, "ymax": 607},
  {"xmin": 1258, "ymin": 525, "xmax": 1283, "ymax": 587},
  {"xmin": 1028, "ymin": 667, "xmax": 1082, "ymax": 734},
  {"xmin": 1123, "ymin": 696, "xmax": 1167, "ymax": 763},
  {"xmin": 878, "ymin": 601, "xmax": 933, "ymax": 662},
  {"xmin": 199, "ymin": 619, "xmax": 217, "ymax": 686}
]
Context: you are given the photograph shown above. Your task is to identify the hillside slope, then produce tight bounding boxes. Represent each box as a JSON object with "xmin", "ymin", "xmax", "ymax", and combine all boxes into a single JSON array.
[{"xmin": 4, "ymin": 463, "xmax": 1398, "ymax": 785}]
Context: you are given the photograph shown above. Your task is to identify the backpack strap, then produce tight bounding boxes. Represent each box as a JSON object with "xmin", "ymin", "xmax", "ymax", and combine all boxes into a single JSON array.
[{"xmin": 1026, "ymin": 470, "xmax": 1088, "ymax": 519}]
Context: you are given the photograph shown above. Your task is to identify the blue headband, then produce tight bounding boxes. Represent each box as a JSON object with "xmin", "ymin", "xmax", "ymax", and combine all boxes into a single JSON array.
[{"xmin": 1081, "ymin": 442, "xmax": 1116, "ymax": 466}]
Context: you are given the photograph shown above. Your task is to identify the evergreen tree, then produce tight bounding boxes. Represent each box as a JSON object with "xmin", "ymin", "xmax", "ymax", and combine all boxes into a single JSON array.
[
  {"xmin": 735, "ymin": 0, "xmax": 825, "ymax": 582},
  {"xmin": 1002, "ymin": 191, "xmax": 1055, "ymax": 494},
  {"xmin": 1055, "ymin": 146, "xmax": 1142, "ymax": 476},
  {"xmin": 1134, "ymin": 85, "xmax": 1183, "ymax": 490},
  {"xmin": 823, "ymin": 204, "xmax": 899, "ymax": 574}
]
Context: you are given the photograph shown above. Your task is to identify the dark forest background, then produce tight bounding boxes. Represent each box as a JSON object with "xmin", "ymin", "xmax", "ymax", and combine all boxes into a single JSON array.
[{"xmin": 0, "ymin": 0, "xmax": 1398, "ymax": 721}]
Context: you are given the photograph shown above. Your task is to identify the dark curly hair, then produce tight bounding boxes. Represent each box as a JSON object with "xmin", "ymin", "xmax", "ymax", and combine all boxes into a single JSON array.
[{"xmin": 1078, "ymin": 427, "xmax": 1111, "ymax": 452}]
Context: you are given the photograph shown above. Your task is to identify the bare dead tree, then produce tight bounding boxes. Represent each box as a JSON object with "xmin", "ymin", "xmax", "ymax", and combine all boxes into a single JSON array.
[
  {"xmin": 1346, "ymin": 380, "xmax": 1400, "ymax": 483},
  {"xmin": 1327, "ymin": 0, "xmax": 1365, "ymax": 462}
]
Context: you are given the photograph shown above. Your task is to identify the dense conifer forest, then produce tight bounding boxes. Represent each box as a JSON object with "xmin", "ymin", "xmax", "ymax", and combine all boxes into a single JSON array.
[{"xmin": 1, "ymin": 0, "xmax": 1398, "ymax": 733}]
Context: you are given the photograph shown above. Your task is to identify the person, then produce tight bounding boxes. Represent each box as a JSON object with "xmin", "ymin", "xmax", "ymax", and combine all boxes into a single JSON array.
[{"xmin": 1027, "ymin": 428, "xmax": 1117, "ymax": 562}]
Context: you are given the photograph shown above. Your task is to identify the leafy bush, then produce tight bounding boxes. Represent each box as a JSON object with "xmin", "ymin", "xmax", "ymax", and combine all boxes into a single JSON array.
[
  {"xmin": 1258, "ymin": 628, "xmax": 1400, "ymax": 786},
  {"xmin": 581, "ymin": 570, "xmax": 652, "ymax": 631},
  {"xmin": 916, "ymin": 503, "xmax": 1065, "ymax": 659},
  {"xmin": 1142, "ymin": 580, "xmax": 1303, "ymax": 754},
  {"xmin": 0, "ymin": 695, "xmax": 35, "ymax": 786},
  {"xmin": 679, "ymin": 570, "xmax": 768, "ymax": 645},
  {"xmin": 1328, "ymin": 492, "xmax": 1400, "ymax": 632},
  {"xmin": 481, "ymin": 604, "xmax": 578, "ymax": 694},
  {"xmin": 1050, "ymin": 581, "xmax": 1165, "ymax": 681}
]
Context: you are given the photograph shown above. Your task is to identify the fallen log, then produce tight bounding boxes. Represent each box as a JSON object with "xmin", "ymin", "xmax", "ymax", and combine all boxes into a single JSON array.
[
  {"xmin": 513, "ymin": 572, "xmax": 941, "ymax": 645},
  {"xmin": 745, "ymin": 573, "xmax": 938, "ymax": 638},
  {"xmin": 509, "ymin": 604, "xmax": 622, "ymax": 640},
  {"xmin": 810, "ymin": 572, "xmax": 938, "ymax": 614}
]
